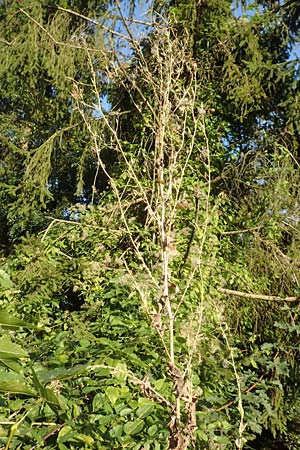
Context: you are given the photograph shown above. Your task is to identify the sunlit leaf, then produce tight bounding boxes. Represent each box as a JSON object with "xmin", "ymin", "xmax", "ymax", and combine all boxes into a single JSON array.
[
  {"xmin": 0, "ymin": 358, "xmax": 22, "ymax": 373},
  {"xmin": 31, "ymin": 368, "xmax": 60, "ymax": 406},
  {"xmin": 0, "ymin": 372, "xmax": 35, "ymax": 396},
  {"xmin": 105, "ymin": 386, "xmax": 120, "ymax": 405},
  {"xmin": 136, "ymin": 404, "xmax": 154, "ymax": 418},
  {"xmin": 0, "ymin": 336, "xmax": 28, "ymax": 359},
  {"xmin": 0, "ymin": 311, "xmax": 33, "ymax": 330},
  {"xmin": 123, "ymin": 418, "xmax": 144, "ymax": 435}
]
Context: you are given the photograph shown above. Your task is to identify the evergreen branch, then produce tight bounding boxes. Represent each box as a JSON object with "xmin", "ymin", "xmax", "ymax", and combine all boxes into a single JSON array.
[
  {"xmin": 0, "ymin": 135, "xmax": 25, "ymax": 154},
  {"xmin": 56, "ymin": 5, "xmax": 137, "ymax": 43},
  {"xmin": 18, "ymin": 8, "xmax": 103, "ymax": 52},
  {"xmin": 218, "ymin": 287, "xmax": 300, "ymax": 303}
]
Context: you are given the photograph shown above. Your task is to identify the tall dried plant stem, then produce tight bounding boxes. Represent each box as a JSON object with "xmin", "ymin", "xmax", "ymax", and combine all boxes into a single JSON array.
[{"xmin": 72, "ymin": 16, "xmax": 205, "ymax": 450}]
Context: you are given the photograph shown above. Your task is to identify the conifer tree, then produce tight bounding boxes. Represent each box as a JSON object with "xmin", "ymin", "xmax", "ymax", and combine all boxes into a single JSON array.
[{"xmin": 0, "ymin": 0, "xmax": 112, "ymax": 242}]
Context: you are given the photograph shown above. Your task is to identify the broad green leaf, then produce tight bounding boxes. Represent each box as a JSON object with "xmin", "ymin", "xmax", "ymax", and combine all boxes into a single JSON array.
[
  {"xmin": 0, "ymin": 336, "xmax": 28, "ymax": 359},
  {"xmin": 0, "ymin": 310, "xmax": 33, "ymax": 329},
  {"xmin": 114, "ymin": 362, "xmax": 128, "ymax": 383},
  {"xmin": 0, "ymin": 270, "xmax": 13, "ymax": 290},
  {"xmin": 92, "ymin": 392, "xmax": 104, "ymax": 412},
  {"xmin": 0, "ymin": 372, "xmax": 35, "ymax": 396},
  {"xmin": 137, "ymin": 398, "xmax": 156, "ymax": 406},
  {"xmin": 250, "ymin": 358, "xmax": 258, "ymax": 369},
  {"xmin": 120, "ymin": 407, "xmax": 133, "ymax": 416},
  {"xmin": 37, "ymin": 364, "xmax": 89, "ymax": 382},
  {"xmin": 214, "ymin": 435, "xmax": 231, "ymax": 445},
  {"xmin": 136, "ymin": 404, "xmax": 154, "ymax": 418},
  {"xmin": 58, "ymin": 444, "xmax": 68, "ymax": 450},
  {"xmin": 123, "ymin": 419, "xmax": 144, "ymax": 435},
  {"xmin": 109, "ymin": 316, "xmax": 127, "ymax": 326},
  {"xmin": 105, "ymin": 386, "xmax": 120, "ymax": 405},
  {"xmin": 57, "ymin": 426, "xmax": 76, "ymax": 447},
  {"xmin": 31, "ymin": 368, "xmax": 60, "ymax": 406},
  {"xmin": 147, "ymin": 424, "xmax": 158, "ymax": 437},
  {"xmin": 78, "ymin": 339, "xmax": 90, "ymax": 348},
  {"xmin": 92, "ymin": 365, "xmax": 111, "ymax": 377},
  {"xmin": 196, "ymin": 429, "xmax": 209, "ymax": 442},
  {"xmin": 109, "ymin": 424, "xmax": 123, "ymax": 439},
  {"xmin": 0, "ymin": 358, "xmax": 22, "ymax": 373},
  {"xmin": 58, "ymin": 425, "xmax": 73, "ymax": 439},
  {"xmin": 75, "ymin": 433, "xmax": 94, "ymax": 445},
  {"xmin": 97, "ymin": 415, "xmax": 114, "ymax": 426}
]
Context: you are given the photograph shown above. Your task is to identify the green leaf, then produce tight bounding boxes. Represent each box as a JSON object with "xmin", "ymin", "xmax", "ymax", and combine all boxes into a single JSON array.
[
  {"xmin": 114, "ymin": 362, "xmax": 128, "ymax": 383},
  {"xmin": 57, "ymin": 425, "xmax": 75, "ymax": 447},
  {"xmin": 250, "ymin": 358, "xmax": 258, "ymax": 369},
  {"xmin": 0, "ymin": 358, "xmax": 22, "ymax": 373},
  {"xmin": 123, "ymin": 419, "xmax": 144, "ymax": 435},
  {"xmin": 92, "ymin": 392, "xmax": 104, "ymax": 412},
  {"xmin": 214, "ymin": 435, "xmax": 231, "ymax": 445},
  {"xmin": 109, "ymin": 424, "xmax": 123, "ymax": 439},
  {"xmin": 0, "ymin": 270, "xmax": 13, "ymax": 289},
  {"xmin": 136, "ymin": 405, "xmax": 154, "ymax": 418},
  {"xmin": 147, "ymin": 424, "xmax": 158, "ymax": 437},
  {"xmin": 0, "ymin": 372, "xmax": 35, "ymax": 396},
  {"xmin": 0, "ymin": 336, "xmax": 28, "ymax": 359},
  {"xmin": 0, "ymin": 310, "xmax": 33, "ymax": 330},
  {"xmin": 58, "ymin": 425, "xmax": 73, "ymax": 439},
  {"xmin": 75, "ymin": 433, "xmax": 95, "ymax": 445},
  {"xmin": 120, "ymin": 407, "xmax": 133, "ymax": 416},
  {"xmin": 58, "ymin": 443, "xmax": 69, "ymax": 450},
  {"xmin": 37, "ymin": 364, "xmax": 89, "ymax": 382},
  {"xmin": 31, "ymin": 368, "xmax": 60, "ymax": 406},
  {"xmin": 105, "ymin": 386, "xmax": 120, "ymax": 405}
]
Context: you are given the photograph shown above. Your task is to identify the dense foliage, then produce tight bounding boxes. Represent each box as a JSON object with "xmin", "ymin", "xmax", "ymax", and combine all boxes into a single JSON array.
[{"xmin": 0, "ymin": 0, "xmax": 299, "ymax": 449}]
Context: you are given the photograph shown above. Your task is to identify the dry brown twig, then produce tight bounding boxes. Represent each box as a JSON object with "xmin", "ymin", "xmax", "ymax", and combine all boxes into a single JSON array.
[{"xmin": 219, "ymin": 287, "xmax": 300, "ymax": 303}]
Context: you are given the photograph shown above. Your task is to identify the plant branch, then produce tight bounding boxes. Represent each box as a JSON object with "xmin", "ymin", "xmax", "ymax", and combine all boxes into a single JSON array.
[
  {"xmin": 220, "ymin": 226, "xmax": 262, "ymax": 236},
  {"xmin": 218, "ymin": 287, "xmax": 300, "ymax": 303}
]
